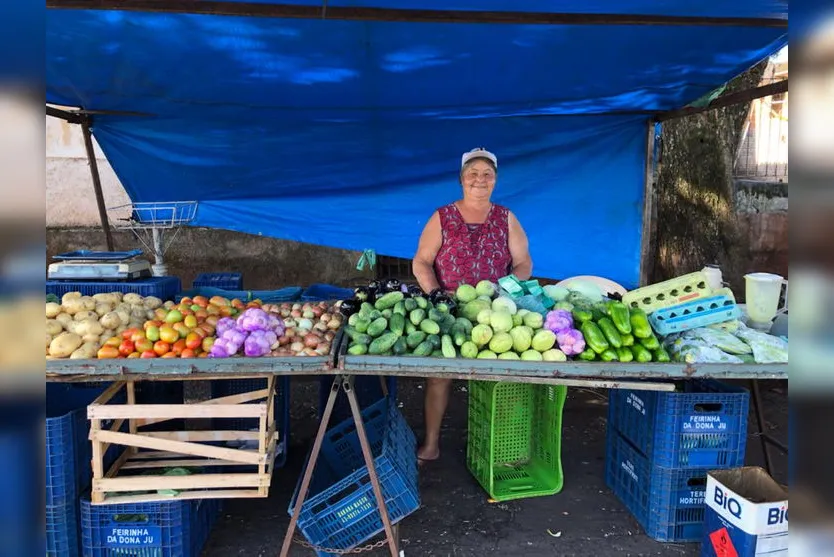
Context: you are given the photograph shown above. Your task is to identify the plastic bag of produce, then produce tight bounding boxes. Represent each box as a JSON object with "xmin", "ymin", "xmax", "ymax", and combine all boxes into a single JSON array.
[
  {"xmin": 665, "ymin": 337, "xmax": 745, "ymax": 364},
  {"xmin": 683, "ymin": 327, "xmax": 753, "ymax": 355},
  {"xmin": 513, "ymin": 294, "xmax": 549, "ymax": 316},
  {"xmin": 732, "ymin": 324, "xmax": 788, "ymax": 363}
]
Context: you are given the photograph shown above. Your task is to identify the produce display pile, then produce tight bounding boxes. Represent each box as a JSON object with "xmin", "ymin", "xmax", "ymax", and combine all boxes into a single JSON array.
[
  {"xmin": 46, "ymin": 291, "xmax": 342, "ymax": 359},
  {"xmin": 341, "ymin": 277, "xmax": 670, "ymax": 362}
]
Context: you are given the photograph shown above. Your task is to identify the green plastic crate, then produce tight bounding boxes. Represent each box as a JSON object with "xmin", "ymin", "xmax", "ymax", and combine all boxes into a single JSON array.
[{"xmin": 466, "ymin": 381, "xmax": 567, "ymax": 502}]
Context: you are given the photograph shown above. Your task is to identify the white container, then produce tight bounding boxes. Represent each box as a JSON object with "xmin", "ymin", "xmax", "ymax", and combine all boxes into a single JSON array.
[
  {"xmin": 702, "ymin": 467, "xmax": 788, "ymax": 557},
  {"xmin": 744, "ymin": 273, "xmax": 787, "ymax": 327},
  {"xmin": 702, "ymin": 265, "xmax": 724, "ymax": 291}
]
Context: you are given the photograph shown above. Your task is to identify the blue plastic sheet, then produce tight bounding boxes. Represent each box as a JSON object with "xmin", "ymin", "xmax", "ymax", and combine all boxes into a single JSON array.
[{"xmin": 45, "ymin": 3, "xmax": 787, "ymax": 289}]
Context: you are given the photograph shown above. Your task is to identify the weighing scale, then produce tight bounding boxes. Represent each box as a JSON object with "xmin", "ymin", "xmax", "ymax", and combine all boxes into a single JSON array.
[{"xmin": 47, "ymin": 249, "xmax": 153, "ymax": 280}]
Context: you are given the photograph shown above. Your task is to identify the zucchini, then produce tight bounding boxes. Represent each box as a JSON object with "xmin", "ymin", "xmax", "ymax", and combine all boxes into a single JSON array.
[{"xmin": 597, "ymin": 317, "xmax": 623, "ymax": 348}]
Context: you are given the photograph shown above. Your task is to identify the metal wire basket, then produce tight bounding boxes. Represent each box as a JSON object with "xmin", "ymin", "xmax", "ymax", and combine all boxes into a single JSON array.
[{"xmin": 108, "ymin": 201, "xmax": 197, "ymax": 229}]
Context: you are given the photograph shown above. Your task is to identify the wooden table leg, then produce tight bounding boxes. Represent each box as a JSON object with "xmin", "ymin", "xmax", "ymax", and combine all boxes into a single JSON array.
[{"xmin": 279, "ymin": 376, "xmax": 341, "ymax": 557}]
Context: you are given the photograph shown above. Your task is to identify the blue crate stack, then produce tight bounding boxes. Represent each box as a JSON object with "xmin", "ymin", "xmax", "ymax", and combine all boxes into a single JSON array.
[
  {"xmin": 192, "ymin": 272, "xmax": 243, "ymax": 290},
  {"xmin": 46, "ymin": 276, "xmax": 182, "ymax": 300},
  {"xmin": 606, "ymin": 380, "xmax": 750, "ymax": 542},
  {"xmin": 81, "ymin": 497, "xmax": 221, "ymax": 557},
  {"xmin": 302, "ymin": 283, "xmax": 398, "ymax": 423},
  {"xmin": 289, "ymin": 398, "xmax": 419, "ymax": 556}
]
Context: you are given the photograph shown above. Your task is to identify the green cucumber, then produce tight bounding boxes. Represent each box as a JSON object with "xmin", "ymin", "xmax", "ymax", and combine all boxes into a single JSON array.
[
  {"xmin": 359, "ymin": 302, "xmax": 375, "ymax": 318},
  {"xmin": 653, "ymin": 347, "xmax": 671, "ymax": 362},
  {"xmin": 374, "ymin": 291, "xmax": 404, "ymax": 311},
  {"xmin": 578, "ymin": 348, "xmax": 597, "ymax": 361},
  {"xmin": 597, "ymin": 317, "xmax": 623, "ymax": 348},
  {"xmin": 393, "ymin": 337, "xmax": 408, "ymax": 355},
  {"xmin": 441, "ymin": 335, "xmax": 456, "ymax": 358},
  {"xmin": 600, "ymin": 349, "xmax": 618, "ymax": 362},
  {"xmin": 409, "ymin": 309, "xmax": 426, "ymax": 326},
  {"xmin": 414, "ymin": 296, "xmax": 428, "ymax": 310},
  {"xmin": 455, "ymin": 318, "xmax": 473, "ymax": 335},
  {"xmin": 428, "ymin": 334, "xmax": 441, "ymax": 349},
  {"xmin": 348, "ymin": 313, "xmax": 361, "ymax": 327},
  {"xmin": 393, "ymin": 301, "xmax": 406, "ymax": 316},
  {"xmin": 631, "ymin": 344, "xmax": 653, "ymax": 363},
  {"xmin": 366, "ymin": 317, "xmax": 388, "ymax": 338},
  {"xmin": 639, "ymin": 335, "xmax": 660, "ymax": 350},
  {"xmin": 413, "ymin": 340, "xmax": 433, "ymax": 356},
  {"xmin": 404, "ymin": 298, "xmax": 417, "ymax": 312},
  {"xmin": 581, "ymin": 321, "xmax": 610, "ymax": 354},
  {"xmin": 389, "ymin": 313, "xmax": 405, "ymax": 337},
  {"xmin": 353, "ymin": 316, "xmax": 371, "ymax": 334},
  {"xmin": 452, "ymin": 325, "xmax": 467, "ymax": 347},
  {"xmin": 420, "ymin": 319, "xmax": 441, "ymax": 336},
  {"xmin": 428, "ymin": 308, "xmax": 445, "ymax": 323},
  {"xmin": 347, "ymin": 343, "xmax": 367, "ymax": 355},
  {"xmin": 405, "ymin": 321, "xmax": 417, "ymax": 335},
  {"xmin": 368, "ymin": 332, "xmax": 399, "ymax": 355},
  {"xmin": 616, "ymin": 346, "xmax": 634, "ymax": 363},
  {"xmin": 406, "ymin": 331, "xmax": 426, "ymax": 349}
]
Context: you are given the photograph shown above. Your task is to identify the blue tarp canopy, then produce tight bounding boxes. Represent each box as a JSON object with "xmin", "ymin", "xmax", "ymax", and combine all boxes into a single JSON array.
[{"xmin": 46, "ymin": 1, "xmax": 787, "ymax": 288}]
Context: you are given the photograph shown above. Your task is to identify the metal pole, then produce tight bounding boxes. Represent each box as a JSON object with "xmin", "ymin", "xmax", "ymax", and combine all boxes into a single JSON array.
[
  {"xmin": 749, "ymin": 379, "xmax": 775, "ymax": 475},
  {"xmin": 344, "ymin": 377, "xmax": 400, "ymax": 557},
  {"xmin": 81, "ymin": 118, "xmax": 115, "ymax": 252}
]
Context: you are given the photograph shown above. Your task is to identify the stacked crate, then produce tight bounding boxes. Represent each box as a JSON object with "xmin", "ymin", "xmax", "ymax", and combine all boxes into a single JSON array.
[{"xmin": 606, "ymin": 380, "xmax": 750, "ymax": 542}]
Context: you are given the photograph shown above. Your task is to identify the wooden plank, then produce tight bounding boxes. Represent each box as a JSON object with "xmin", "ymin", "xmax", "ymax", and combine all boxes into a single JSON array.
[
  {"xmin": 89, "ymin": 403, "xmax": 266, "ymax": 420},
  {"xmin": 93, "ymin": 429, "xmax": 264, "ymax": 465},
  {"xmin": 105, "ymin": 449, "xmax": 133, "ymax": 479},
  {"xmin": 129, "ymin": 449, "xmax": 259, "ymax": 460},
  {"xmin": 639, "ymin": 120, "xmax": 656, "ymax": 287},
  {"xmin": 95, "ymin": 472, "xmax": 266, "ymax": 491},
  {"xmin": 90, "ymin": 489, "xmax": 268, "ymax": 506},
  {"xmin": 656, "ymin": 80, "xmax": 788, "ymax": 122},
  {"xmin": 45, "ymin": 0, "xmax": 788, "ymax": 28},
  {"xmin": 138, "ymin": 430, "xmax": 262, "ymax": 442},
  {"xmin": 121, "ymin": 458, "xmax": 261, "ymax": 470}
]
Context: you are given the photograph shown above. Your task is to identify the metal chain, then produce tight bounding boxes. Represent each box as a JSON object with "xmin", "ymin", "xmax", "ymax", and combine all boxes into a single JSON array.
[{"xmin": 293, "ymin": 536, "xmax": 392, "ymax": 555}]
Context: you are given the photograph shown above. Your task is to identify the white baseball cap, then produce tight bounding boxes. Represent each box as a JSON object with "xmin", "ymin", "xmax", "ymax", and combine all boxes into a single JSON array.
[{"xmin": 461, "ymin": 147, "xmax": 497, "ymax": 169}]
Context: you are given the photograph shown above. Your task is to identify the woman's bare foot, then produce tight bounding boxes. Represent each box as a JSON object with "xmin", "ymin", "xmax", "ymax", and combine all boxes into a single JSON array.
[{"xmin": 417, "ymin": 444, "xmax": 440, "ymax": 464}]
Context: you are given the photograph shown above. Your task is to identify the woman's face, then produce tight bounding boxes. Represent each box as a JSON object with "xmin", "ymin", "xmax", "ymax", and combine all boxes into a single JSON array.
[{"xmin": 460, "ymin": 159, "xmax": 496, "ymax": 202}]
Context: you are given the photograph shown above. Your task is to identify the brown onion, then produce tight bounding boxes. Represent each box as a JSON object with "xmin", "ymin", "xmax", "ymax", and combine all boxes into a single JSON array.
[
  {"xmin": 302, "ymin": 347, "xmax": 319, "ymax": 357},
  {"xmin": 311, "ymin": 307, "xmax": 324, "ymax": 318},
  {"xmin": 324, "ymin": 331, "xmax": 335, "ymax": 341},
  {"xmin": 315, "ymin": 345, "xmax": 330, "ymax": 355},
  {"xmin": 290, "ymin": 309, "xmax": 302, "ymax": 318},
  {"xmin": 290, "ymin": 341, "xmax": 305, "ymax": 353},
  {"xmin": 278, "ymin": 336, "xmax": 290, "ymax": 346},
  {"xmin": 292, "ymin": 303, "xmax": 302, "ymax": 311},
  {"xmin": 302, "ymin": 310, "xmax": 315, "ymax": 319},
  {"xmin": 284, "ymin": 327, "xmax": 295, "ymax": 337},
  {"xmin": 314, "ymin": 322, "xmax": 328, "ymax": 333},
  {"xmin": 320, "ymin": 313, "xmax": 332, "ymax": 323},
  {"xmin": 327, "ymin": 319, "xmax": 342, "ymax": 330},
  {"xmin": 303, "ymin": 333, "xmax": 320, "ymax": 348}
]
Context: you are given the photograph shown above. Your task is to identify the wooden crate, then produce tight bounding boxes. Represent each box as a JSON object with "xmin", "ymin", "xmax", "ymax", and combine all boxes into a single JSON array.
[{"xmin": 87, "ymin": 378, "xmax": 277, "ymax": 505}]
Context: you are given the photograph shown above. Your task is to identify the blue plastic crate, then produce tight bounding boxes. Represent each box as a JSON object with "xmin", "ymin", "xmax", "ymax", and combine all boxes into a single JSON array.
[
  {"xmin": 317, "ymin": 376, "xmax": 397, "ymax": 424},
  {"xmin": 46, "ymin": 276, "xmax": 182, "ymax": 301},
  {"xmin": 46, "ymin": 411, "xmax": 77, "ymax": 508},
  {"xmin": 607, "ymin": 380, "xmax": 749, "ymax": 469},
  {"xmin": 46, "ymin": 503, "xmax": 79, "ymax": 557},
  {"xmin": 176, "ymin": 286, "xmax": 302, "ymax": 303},
  {"xmin": 605, "ymin": 429, "xmax": 708, "ymax": 543},
  {"xmin": 192, "ymin": 273, "xmax": 242, "ymax": 290},
  {"xmin": 289, "ymin": 398, "xmax": 419, "ymax": 556},
  {"xmin": 301, "ymin": 283, "xmax": 354, "ymax": 302},
  {"xmin": 210, "ymin": 377, "xmax": 290, "ymax": 469}
]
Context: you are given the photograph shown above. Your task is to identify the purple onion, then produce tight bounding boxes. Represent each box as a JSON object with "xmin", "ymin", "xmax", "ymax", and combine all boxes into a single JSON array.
[{"xmin": 216, "ymin": 317, "xmax": 236, "ymax": 338}]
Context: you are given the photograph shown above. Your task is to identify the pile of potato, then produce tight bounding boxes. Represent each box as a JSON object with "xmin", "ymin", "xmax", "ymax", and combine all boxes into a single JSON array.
[{"xmin": 46, "ymin": 292, "xmax": 164, "ymax": 359}]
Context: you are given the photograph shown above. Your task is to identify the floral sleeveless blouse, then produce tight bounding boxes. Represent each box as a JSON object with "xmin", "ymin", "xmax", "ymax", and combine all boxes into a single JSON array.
[{"xmin": 434, "ymin": 203, "xmax": 513, "ymax": 291}]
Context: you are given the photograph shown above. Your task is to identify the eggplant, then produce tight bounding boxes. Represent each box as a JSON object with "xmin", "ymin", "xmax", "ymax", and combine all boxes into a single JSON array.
[
  {"xmin": 385, "ymin": 278, "xmax": 401, "ymax": 292},
  {"xmin": 338, "ymin": 298, "xmax": 361, "ymax": 317},
  {"xmin": 368, "ymin": 280, "xmax": 382, "ymax": 292},
  {"xmin": 407, "ymin": 284, "xmax": 424, "ymax": 298},
  {"xmin": 429, "ymin": 288, "xmax": 444, "ymax": 304},
  {"xmin": 354, "ymin": 286, "xmax": 373, "ymax": 303},
  {"xmin": 432, "ymin": 294, "xmax": 457, "ymax": 313}
]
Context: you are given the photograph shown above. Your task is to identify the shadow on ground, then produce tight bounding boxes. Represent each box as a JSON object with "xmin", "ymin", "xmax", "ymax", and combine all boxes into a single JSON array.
[{"xmin": 203, "ymin": 377, "xmax": 788, "ymax": 557}]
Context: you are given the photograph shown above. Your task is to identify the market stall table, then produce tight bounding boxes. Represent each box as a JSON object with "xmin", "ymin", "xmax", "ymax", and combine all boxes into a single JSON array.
[{"xmin": 45, "ymin": 356, "xmax": 787, "ymax": 557}]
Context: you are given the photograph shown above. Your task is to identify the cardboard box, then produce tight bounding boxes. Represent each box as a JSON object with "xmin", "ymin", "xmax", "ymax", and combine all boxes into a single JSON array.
[{"xmin": 702, "ymin": 467, "xmax": 788, "ymax": 557}]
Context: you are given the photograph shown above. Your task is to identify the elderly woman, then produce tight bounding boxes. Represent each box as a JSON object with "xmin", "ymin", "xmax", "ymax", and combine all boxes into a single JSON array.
[{"xmin": 412, "ymin": 147, "xmax": 533, "ymax": 463}]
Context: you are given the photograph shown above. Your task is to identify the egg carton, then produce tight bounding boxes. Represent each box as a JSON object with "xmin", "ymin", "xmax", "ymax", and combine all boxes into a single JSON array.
[
  {"xmin": 623, "ymin": 271, "xmax": 713, "ymax": 315},
  {"xmin": 648, "ymin": 293, "xmax": 741, "ymax": 336}
]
